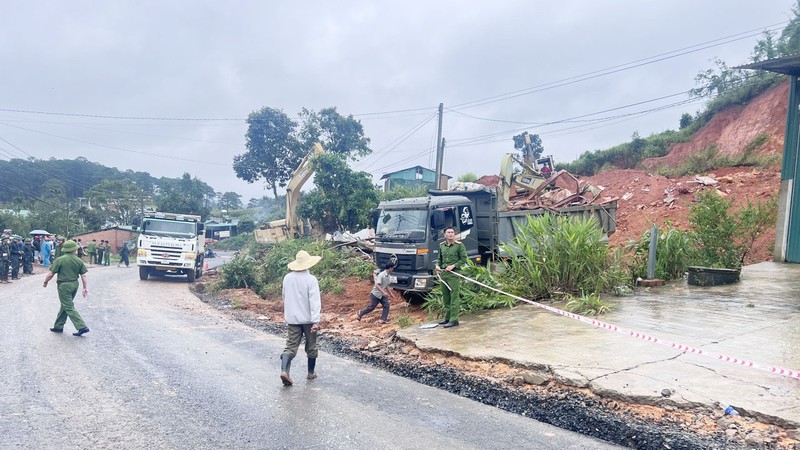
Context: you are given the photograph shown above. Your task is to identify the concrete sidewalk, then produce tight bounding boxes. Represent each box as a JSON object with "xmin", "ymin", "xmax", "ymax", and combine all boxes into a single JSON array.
[{"xmin": 397, "ymin": 262, "xmax": 800, "ymax": 428}]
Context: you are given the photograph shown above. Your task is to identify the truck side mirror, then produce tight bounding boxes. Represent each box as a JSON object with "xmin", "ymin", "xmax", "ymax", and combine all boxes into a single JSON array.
[
  {"xmin": 198, "ymin": 223, "xmax": 205, "ymax": 234},
  {"xmin": 431, "ymin": 209, "xmax": 446, "ymax": 229}
]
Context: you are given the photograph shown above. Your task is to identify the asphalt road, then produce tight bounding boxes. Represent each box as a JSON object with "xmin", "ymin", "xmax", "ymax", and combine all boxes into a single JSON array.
[{"xmin": 0, "ymin": 263, "xmax": 619, "ymax": 449}]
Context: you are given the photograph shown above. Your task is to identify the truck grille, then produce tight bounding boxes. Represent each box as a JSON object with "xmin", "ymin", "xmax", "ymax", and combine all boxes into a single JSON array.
[{"xmin": 375, "ymin": 253, "xmax": 416, "ymax": 271}]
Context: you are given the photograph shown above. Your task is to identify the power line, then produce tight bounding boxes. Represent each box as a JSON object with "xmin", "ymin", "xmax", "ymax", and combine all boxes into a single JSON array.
[
  {"xmin": 449, "ymin": 22, "xmax": 787, "ymax": 111},
  {"xmin": 0, "ymin": 122, "xmax": 229, "ymax": 166}
]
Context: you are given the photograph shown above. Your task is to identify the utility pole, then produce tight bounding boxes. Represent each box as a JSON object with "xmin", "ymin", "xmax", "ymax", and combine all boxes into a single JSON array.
[
  {"xmin": 66, "ymin": 200, "xmax": 70, "ymax": 238},
  {"xmin": 434, "ymin": 103, "xmax": 444, "ymax": 189}
]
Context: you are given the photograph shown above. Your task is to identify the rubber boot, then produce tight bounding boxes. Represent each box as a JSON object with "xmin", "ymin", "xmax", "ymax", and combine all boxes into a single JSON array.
[
  {"xmin": 307, "ymin": 357, "xmax": 317, "ymax": 380},
  {"xmin": 280, "ymin": 354, "xmax": 293, "ymax": 386}
]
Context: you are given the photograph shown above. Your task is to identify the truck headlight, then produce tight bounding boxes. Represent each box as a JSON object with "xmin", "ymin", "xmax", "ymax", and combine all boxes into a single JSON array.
[
  {"xmin": 138, "ymin": 249, "xmax": 148, "ymax": 256},
  {"xmin": 185, "ymin": 253, "xmax": 196, "ymax": 260},
  {"xmin": 414, "ymin": 278, "xmax": 427, "ymax": 289}
]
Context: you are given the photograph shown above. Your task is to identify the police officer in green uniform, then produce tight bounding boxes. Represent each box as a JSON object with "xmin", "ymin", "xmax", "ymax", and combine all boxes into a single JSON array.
[
  {"xmin": 435, "ymin": 226, "xmax": 468, "ymax": 328},
  {"xmin": 43, "ymin": 240, "xmax": 90, "ymax": 336}
]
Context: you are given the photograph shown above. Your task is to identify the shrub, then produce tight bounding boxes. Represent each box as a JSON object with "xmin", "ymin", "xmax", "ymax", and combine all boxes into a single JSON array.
[
  {"xmin": 689, "ymin": 190, "xmax": 776, "ymax": 269},
  {"xmin": 564, "ymin": 292, "xmax": 612, "ymax": 316},
  {"xmin": 422, "ymin": 261, "xmax": 515, "ymax": 319},
  {"xmin": 498, "ymin": 214, "xmax": 629, "ymax": 299},
  {"xmin": 215, "ymin": 254, "xmax": 263, "ymax": 291},
  {"xmin": 626, "ymin": 224, "xmax": 695, "ymax": 281}
]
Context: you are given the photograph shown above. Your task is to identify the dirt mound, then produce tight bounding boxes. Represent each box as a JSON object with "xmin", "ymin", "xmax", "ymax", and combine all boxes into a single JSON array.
[
  {"xmin": 641, "ymin": 81, "xmax": 788, "ymax": 170},
  {"xmin": 582, "ymin": 167, "xmax": 780, "ymax": 262}
]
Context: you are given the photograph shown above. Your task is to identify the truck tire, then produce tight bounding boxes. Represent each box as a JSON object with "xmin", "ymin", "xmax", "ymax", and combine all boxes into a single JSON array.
[
  {"xmin": 139, "ymin": 267, "xmax": 149, "ymax": 280},
  {"xmin": 186, "ymin": 269, "xmax": 196, "ymax": 283},
  {"xmin": 196, "ymin": 256, "xmax": 204, "ymax": 279}
]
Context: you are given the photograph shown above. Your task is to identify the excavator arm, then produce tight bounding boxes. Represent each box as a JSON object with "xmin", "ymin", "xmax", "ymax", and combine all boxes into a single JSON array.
[
  {"xmin": 254, "ymin": 143, "xmax": 325, "ymax": 244},
  {"xmin": 285, "ymin": 143, "xmax": 325, "ymax": 237}
]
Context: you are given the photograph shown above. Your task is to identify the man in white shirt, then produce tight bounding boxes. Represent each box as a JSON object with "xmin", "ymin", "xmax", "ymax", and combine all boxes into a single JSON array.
[{"xmin": 280, "ymin": 250, "xmax": 322, "ymax": 386}]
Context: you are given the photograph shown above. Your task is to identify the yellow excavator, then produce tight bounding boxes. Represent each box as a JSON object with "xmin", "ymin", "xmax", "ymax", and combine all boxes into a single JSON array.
[{"xmin": 254, "ymin": 143, "xmax": 325, "ymax": 244}]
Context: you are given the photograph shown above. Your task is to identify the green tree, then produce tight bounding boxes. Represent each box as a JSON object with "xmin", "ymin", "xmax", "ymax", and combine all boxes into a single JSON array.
[
  {"xmin": 218, "ymin": 191, "xmax": 243, "ymax": 211},
  {"xmin": 298, "ymin": 107, "xmax": 371, "ymax": 160},
  {"xmin": 296, "ymin": 154, "xmax": 379, "ymax": 232},
  {"xmin": 237, "ymin": 216, "xmax": 256, "ymax": 233},
  {"xmin": 86, "ymin": 179, "xmax": 142, "ymax": 226},
  {"xmin": 155, "ymin": 173, "xmax": 213, "ymax": 218},
  {"xmin": 679, "ymin": 113, "xmax": 693, "ymax": 130},
  {"xmin": 233, "ymin": 107, "xmax": 302, "ymax": 199},
  {"xmin": 512, "ymin": 131, "xmax": 544, "ymax": 160}
]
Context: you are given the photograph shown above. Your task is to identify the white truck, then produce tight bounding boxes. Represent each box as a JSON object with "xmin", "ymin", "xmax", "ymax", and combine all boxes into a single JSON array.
[{"xmin": 136, "ymin": 212, "xmax": 205, "ymax": 282}]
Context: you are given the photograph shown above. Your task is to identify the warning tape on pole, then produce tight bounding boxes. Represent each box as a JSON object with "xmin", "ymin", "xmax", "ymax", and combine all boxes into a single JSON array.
[{"xmin": 451, "ymin": 272, "xmax": 800, "ymax": 380}]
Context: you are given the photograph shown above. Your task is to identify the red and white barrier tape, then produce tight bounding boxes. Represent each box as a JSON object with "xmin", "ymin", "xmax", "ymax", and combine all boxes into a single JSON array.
[{"xmin": 451, "ymin": 272, "xmax": 800, "ymax": 380}]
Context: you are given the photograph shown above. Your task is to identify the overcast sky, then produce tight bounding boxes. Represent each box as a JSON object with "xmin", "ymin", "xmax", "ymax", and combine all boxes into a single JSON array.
[{"xmin": 0, "ymin": 0, "xmax": 795, "ymax": 203}]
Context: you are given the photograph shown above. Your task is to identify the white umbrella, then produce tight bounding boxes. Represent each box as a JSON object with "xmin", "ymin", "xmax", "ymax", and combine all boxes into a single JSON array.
[{"xmin": 28, "ymin": 229, "xmax": 51, "ymax": 236}]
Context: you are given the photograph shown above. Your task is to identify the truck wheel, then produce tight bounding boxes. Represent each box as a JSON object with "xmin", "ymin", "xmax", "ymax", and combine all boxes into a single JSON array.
[
  {"xmin": 186, "ymin": 269, "xmax": 196, "ymax": 283},
  {"xmin": 139, "ymin": 267, "xmax": 149, "ymax": 280},
  {"xmin": 196, "ymin": 256, "xmax": 204, "ymax": 279}
]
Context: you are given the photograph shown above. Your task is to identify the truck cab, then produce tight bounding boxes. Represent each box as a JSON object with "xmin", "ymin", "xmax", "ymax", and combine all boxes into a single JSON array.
[
  {"xmin": 373, "ymin": 188, "xmax": 498, "ymax": 292},
  {"xmin": 136, "ymin": 212, "xmax": 205, "ymax": 282}
]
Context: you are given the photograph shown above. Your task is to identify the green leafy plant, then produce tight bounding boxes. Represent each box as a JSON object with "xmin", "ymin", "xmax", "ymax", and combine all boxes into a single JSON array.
[
  {"xmin": 215, "ymin": 254, "xmax": 264, "ymax": 291},
  {"xmin": 422, "ymin": 261, "xmax": 515, "ymax": 319},
  {"xmin": 498, "ymin": 214, "xmax": 629, "ymax": 300},
  {"xmin": 564, "ymin": 292, "xmax": 611, "ymax": 316},
  {"xmin": 689, "ymin": 190, "xmax": 777, "ymax": 269},
  {"xmin": 626, "ymin": 224, "xmax": 695, "ymax": 281}
]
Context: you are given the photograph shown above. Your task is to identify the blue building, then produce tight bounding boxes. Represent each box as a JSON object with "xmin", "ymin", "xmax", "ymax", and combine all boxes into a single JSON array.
[{"xmin": 380, "ymin": 166, "xmax": 451, "ymax": 191}]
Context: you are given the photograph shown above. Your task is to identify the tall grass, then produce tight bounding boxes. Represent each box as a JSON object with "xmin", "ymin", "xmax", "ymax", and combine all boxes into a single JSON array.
[
  {"xmin": 626, "ymin": 225, "xmax": 695, "ymax": 281},
  {"xmin": 498, "ymin": 214, "xmax": 628, "ymax": 300},
  {"xmin": 422, "ymin": 261, "xmax": 515, "ymax": 319}
]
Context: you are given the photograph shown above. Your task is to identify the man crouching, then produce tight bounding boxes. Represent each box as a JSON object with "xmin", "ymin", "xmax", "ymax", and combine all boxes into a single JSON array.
[{"xmin": 280, "ymin": 250, "xmax": 322, "ymax": 386}]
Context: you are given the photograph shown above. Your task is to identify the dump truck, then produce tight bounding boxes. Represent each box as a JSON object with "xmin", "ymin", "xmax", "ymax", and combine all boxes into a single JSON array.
[
  {"xmin": 136, "ymin": 212, "xmax": 205, "ymax": 282},
  {"xmin": 373, "ymin": 159, "xmax": 617, "ymax": 293}
]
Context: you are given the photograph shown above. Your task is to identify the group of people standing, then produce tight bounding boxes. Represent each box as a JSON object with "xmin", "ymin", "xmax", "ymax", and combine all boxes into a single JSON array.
[
  {"xmin": 84, "ymin": 239, "xmax": 113, "ymax": 266},
  {"xmin": 0, "ymin": 235, "xmax": 37, "ymax": 283}
]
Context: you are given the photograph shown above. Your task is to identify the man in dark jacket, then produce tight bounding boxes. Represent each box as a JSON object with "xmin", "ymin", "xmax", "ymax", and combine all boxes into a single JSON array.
[
  {"xmin": 0, "ymin": 236, "xmax": 10, "ymax": 283},
  {"xmin": 22, "ymin": 238, "xmax": 35, "ymax": 275},
  {"xmin": 9, "ymin": 236, "xmax": 21, "ymax": 279}
]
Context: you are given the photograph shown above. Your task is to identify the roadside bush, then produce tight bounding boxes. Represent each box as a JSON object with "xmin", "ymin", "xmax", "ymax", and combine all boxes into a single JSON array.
[
  {"xmin": 422, "ymin": 261, "xmax": 515, "ymax": 320},
  {"xmin": 564, "ymin": 292, "xmax": 611, "ymax": 316},
  {"xmin": 215, "ymin": 254, "xmax": 264, "ymax": 292},
  {"xmin": 626, "ymin": 224, "xmax": 695, "ymax": 281},
  {"xmin": 689, "ymin": 190, "xmax": 776, "ymax": 269},
  {"xmin": 498, "ymin": 214, "xmax": 629, "ymax": 300}
]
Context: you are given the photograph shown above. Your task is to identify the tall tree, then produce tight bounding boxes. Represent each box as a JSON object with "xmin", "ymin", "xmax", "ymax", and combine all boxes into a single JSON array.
[
  {"xmin": 86, "ymin": 179, "xmax": 143, "ymax": 226},
  {"xmin": 234, "ymin": 106, "xmax": 372, "ymax": 198},
  {"xmin": 298, "ymin": 107, "xmax": 371, "ymax": 159},
  {"xmin": 512, "ymin": 131, "xmax": 544, "ymax": 161},
  {"xmin": 297, "ymin": 153, "xmax": 379, "ymax": 232},
  {"xmin": 155, "ymin": 173, "xmax": 214, "ymax": 218},
  {"xmin": 233, "ymin": 107, "xmax": 302, "ymax": 198},
  {"xmin": 218, "ymin": 191, "xmax": 243, "ymax": 211}
]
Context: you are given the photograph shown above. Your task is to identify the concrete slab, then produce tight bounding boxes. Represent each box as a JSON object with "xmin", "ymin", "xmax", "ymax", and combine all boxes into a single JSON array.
[{"xmin": 397, "ymin": 262, "xmax": 800, "ymax": 428}]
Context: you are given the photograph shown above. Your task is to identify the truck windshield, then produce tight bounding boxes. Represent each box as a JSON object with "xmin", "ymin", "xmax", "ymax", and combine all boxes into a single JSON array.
[
  {"xmin": 142, "ymin": 219, "xmax": 196, "ymax": 238},
  {"xmin": 376, "ymin": 209, "xmax": 427, "ymax": 240}
]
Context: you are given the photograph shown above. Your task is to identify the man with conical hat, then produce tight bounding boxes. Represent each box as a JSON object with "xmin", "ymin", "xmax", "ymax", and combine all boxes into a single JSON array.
[
  {"xmin": 279, "ymin": 250, "xmax": 322, "ymax": 386},
  {"xmin": 42, "ymin": 240, "xmax": 90, "ymax": 336}
]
